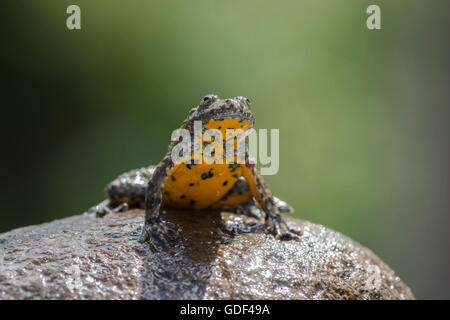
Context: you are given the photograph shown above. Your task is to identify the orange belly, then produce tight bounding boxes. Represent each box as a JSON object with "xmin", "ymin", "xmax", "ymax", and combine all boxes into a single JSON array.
[
  {"xmin": 162, "ymin": 162, "xmax": 242, "ymax": 209},
  {"xmin": 162, "ymin": 117, "xmax": 252, "ymax": 209}
]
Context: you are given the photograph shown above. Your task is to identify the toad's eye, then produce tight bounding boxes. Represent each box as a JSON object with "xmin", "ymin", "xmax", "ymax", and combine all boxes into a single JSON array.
[
  {"xmin": 235, "ymin": 96, "xmax": 251, "ymax": 108},
  {"xmin": 201, "ymin": 94, "xmax": 218, "ymax": 106}
]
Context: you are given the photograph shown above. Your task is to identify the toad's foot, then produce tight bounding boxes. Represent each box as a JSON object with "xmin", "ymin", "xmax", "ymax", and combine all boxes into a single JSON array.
[
  {"xmin": 236, "ymin": 202, "xmax": 265, "ymax": 220},
  {"xmin": 138, "ymin": 219, "xmax": 180, "ymax": 246},
  {"xmin": 265, "ymin": 215, "xmax": 302, "ymax": 241},
  {"xmin": 236, "ymin": 197, "xmax": 294, "ymax": 220},
  {"xmin": 87, "ymin": 200, "xmax": 129, "ymax": 217}
]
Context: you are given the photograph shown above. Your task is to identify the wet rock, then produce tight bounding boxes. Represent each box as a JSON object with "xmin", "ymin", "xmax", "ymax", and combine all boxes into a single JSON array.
[{"xmin": 0, "ymin": 209, "xmax": 414, "ymax": 299}]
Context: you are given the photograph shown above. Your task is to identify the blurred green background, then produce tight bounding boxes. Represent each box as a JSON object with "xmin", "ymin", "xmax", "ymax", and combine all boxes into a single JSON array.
[{"xmin": 2, "ymin": 0, "xmax": 449, "ymax": 299}]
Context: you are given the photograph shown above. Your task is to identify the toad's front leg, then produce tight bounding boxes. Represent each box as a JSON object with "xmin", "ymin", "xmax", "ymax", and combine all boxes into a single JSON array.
[
  {"xmin": 139, "ymin": 156, "xmax": 175, "ymax": 243},
  {"xmin": 241, "ymin": 163, "xmax": 302, "ymax": 241}
]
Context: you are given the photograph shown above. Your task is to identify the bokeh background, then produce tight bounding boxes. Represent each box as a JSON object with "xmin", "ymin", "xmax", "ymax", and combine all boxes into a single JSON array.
[{"xmin": 1, "ymin": 0, "xmax": 449, "ymax": 299}]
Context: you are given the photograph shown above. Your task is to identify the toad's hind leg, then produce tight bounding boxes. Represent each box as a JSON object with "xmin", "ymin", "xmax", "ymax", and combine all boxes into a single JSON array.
[
  {"xmin": 241, "ymin": 164, "xmax": 302, "ymax": 241},
  {"xmin": 273, "ymin": 196, "xmax": 294, "ymax": 214},
  {"xmin": 139, "ymin": 156, "xmax": 176, "ymax": 244},
  {"xmin": 236, "ymin": 196, "xmax": 294, "ymax": 220},
  {"xmin": 88, "ymin": 166, "xmax": 155, "ymax": 217},
  {"xmin": 88, "ymin": 200, "xmax": 129, "ymax": 217}
]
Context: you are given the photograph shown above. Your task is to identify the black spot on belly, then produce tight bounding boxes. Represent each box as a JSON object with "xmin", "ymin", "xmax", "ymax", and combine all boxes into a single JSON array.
[
  {"xmin": 171, "ymin": 175, "xmax": 176, "ymax": 181},
  {"xmin": 189, "ymin": 183, "xmax": 195, "ymax": 186},
  {"xmin": 180, "ymin": 194, "xmax": 186, "ymax": 199},
  {"xmin": 201, "ymin": 169, "xmax": 214, "ymax": 180},
  {"xmin": 232, "ymin": 174, "xmax": 238, "ymax": 178},
  {"xmin": 223, "ymin": 180, "xmax": 228, "ymax": 186},
  {"xmin": 190, "ymin": 199, "xmax": 196, "ymax": 206}
]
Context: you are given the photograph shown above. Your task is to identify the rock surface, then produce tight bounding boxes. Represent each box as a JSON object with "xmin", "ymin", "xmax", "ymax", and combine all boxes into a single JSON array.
[{"xmin": 0, "ymin": 208, "xmax": 414, "ymax": 299}]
